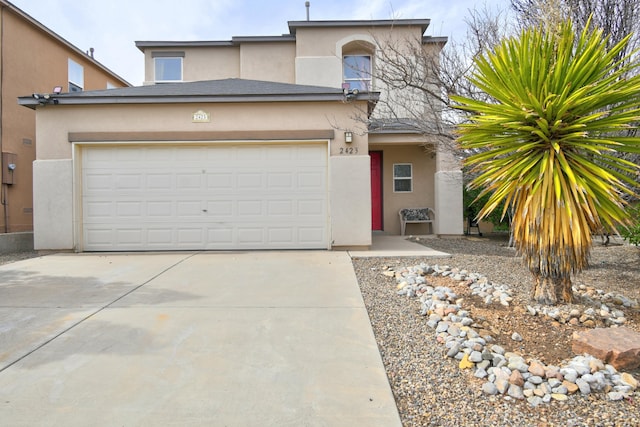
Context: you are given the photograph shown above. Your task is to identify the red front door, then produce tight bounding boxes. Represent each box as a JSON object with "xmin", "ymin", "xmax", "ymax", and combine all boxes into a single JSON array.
[{"xmin": 370, "ymin": 151, "xmax": 383, "ymax": 230}]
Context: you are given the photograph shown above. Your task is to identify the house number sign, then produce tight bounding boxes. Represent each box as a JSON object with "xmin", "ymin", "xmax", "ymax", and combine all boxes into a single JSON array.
[
  {"xmin": 339, "ymin": 147, "xmax": 359, "ymax": 155},
  {"xmin": 192, "ymin": 110, "xmax": 211, "ymax": 123}
]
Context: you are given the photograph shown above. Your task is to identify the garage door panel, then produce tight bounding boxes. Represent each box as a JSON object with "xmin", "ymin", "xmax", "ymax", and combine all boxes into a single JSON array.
[
  {"xmin": 148, "ymin": 229, "xmax": 173, "ymax": 245},
  {"xmin": 298, "ymin": 171, "xmax": 325, "ymax": 189},
  {"xmin": 85, "ymin": 201, "xmax": 112, "ymax": 219},
  {"xmin": 208, "ymin": 227, "xmax": 233, "ymax": 244},
  {"xmin": 177, "ymin": 201, "xmax": 204, "ymax": 216},
  {"xmin": 207, "ymin": 173, "xmax": 233, "ymax": 189},
  {"xmin": 147, "ymin": 201, "xmax": 173, "ymax": 217},
  {"xmin": 116, "ymin": 202, "xmax": 142, "ymax": 216},
  {"xmin": 147, "ymin": 174, "xmax": 173, "ymax": 190},
  {"xmin": 267, "ymin": 200, "xmax": 293, "ymax": 216},
  {"xmin": 267, "ymin": 172, "xmax": 294, "ymax": 188},
  {"xmin": 237, "ymin": 228, "xmax": 263, "ymax": 244},
  {"xmin": 207, "ymin": 200, "xmax": 233, "ymax": 216},
  {"xmin": 82, "ymin": 144, "xmax": 328, "ymax": 251},
  {"xmin": 177, "ymin": 228, "xmax": 204, "ymax": 244},
  {"xmin": 117, "ymin": 229, "xmax": 143, "ymax": 245},
  {"xmin": 84, "ymin": 174, "xmax": 112, "ymax": 191},
  {"xmin": 268, "ymin": 228, "xmax": 293, "ymax": 244}
]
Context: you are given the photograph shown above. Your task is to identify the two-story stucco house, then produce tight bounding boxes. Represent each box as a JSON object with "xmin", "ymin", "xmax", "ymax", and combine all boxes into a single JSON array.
[
  {"xmin": 20, "ymin": 18, "xmax": 463, "ymax": 252},
  {"xmin": 0, "ymin": 1, "xmax": 129, "ymax": 235}
]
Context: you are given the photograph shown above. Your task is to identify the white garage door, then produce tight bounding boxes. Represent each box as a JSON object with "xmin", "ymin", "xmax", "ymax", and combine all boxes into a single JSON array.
[{"xmin": 81, "ymin": 144, "xmax": 328, "ymax": 251}]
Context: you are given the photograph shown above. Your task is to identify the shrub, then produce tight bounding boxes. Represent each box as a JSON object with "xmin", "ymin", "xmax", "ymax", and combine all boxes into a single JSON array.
[{"xmin": 620, "ymin": 204, "xmax": 640, "ymax": 246}]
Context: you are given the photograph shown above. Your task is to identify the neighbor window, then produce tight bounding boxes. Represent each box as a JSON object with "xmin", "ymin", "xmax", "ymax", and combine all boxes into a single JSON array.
[
  {"xmin": 153, "ymin": 51, "xmax": 184, "ymax": 82},
  {"xmin": 343, "ymin": 55, "xmax": 371, "ymax": 91},
  {"xmin": 393, "ymin": 164, "xmax": 413, "ymax": 192},
  {"xmin": 68, "ymin": 59, "xmax": 84, "ymax": 92}
]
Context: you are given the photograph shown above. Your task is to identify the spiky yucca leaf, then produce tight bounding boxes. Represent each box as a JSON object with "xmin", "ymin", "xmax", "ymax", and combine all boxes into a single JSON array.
[{"xmin": 452, "ymin": 20, "xmax": 640, "ymax": 303}]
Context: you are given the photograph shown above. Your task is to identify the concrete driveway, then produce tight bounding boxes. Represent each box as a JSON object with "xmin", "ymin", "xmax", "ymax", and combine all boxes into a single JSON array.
[{"xmin": 0, "ymin": 251, "xmax": 401, "ymax": 426}]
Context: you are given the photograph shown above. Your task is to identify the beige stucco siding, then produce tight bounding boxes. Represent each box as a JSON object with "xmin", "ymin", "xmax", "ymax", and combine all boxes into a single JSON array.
[
  {"xmin": 240, "ymin": 42, "xmax": 296, "ymax": 83},
  {"xmin": 144, "ymin": 47, "xmax": 241, "ymax": 84},
  {"xmin": 32, "ymin": 99, "xmax": 373, "ymax": 250},
  {"xmin": 35, "ymin": 101, "xmax": 367, "ymax": 159},
  {"xmin": 294, "ymin": 26, "xmax": 421, "ymax": 57}
]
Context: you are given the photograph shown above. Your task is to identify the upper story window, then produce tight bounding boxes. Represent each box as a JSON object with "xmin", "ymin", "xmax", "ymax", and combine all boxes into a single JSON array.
[
  {"xmin": 153, "ymin": 51, "xmax": 185, "ymax": 82},
  {"xmin": 106, "ymin": 82, "xmax": 116, "ymax": 89},
  {"xmin": 68, "ymin": 59, "xmax": 84, "ymax": 92},
  {"xmin": 343, "ymin": 54, "xmax": 371, "ymax": 91}
]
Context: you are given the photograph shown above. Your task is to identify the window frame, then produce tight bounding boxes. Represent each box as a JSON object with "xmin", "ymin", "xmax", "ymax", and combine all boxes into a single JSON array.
[
  {"xmin": 393, "ymin": 163, "xmax": 413, "ymax": 193},
  {"xmin": 343, "ymin": 54, "xmax": 372, "ymax": 91},
  {"xmin": 68, "ymin": 58, "xmax": 84, "ymax": 92},
  {"xmin": 153, "ymin": 51, "xmax": 185, "ymax": 83}
]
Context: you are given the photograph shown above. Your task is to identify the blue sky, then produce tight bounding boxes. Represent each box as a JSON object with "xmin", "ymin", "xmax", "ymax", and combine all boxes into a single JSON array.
[{"xmin": 10, "ymin": 0, "xmax": 510, "ymax": 86}]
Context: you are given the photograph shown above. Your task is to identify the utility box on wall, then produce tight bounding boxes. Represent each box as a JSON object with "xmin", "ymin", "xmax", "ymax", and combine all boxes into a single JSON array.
[{"xmin": 2, "ymin": 152, "xmax": 17, "ymax": 185}]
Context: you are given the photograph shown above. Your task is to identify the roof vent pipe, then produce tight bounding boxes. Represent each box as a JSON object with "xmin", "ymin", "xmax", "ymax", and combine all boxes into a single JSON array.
[{"xmin": 305, "ymin": 1, "xmax": 310, "ymax": 21}]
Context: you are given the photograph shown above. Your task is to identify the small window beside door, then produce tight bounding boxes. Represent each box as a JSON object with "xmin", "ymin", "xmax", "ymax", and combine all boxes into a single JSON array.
[{"xmin": 393, "ymin": 163, "xmax": 412, "ymax": 192}]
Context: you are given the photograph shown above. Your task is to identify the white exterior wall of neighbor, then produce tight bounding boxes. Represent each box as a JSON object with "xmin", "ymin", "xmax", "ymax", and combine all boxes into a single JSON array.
[
  {"xmin": 31, "ymin": 101, "xmax": 372, "ymax": 251},
  {"xmin": 434, "ymin": 171, "xmax": 463, "ymax": 235},
  {"xmin": 434, "ymin": 148, "xmax": 463, "ymax": 235}
]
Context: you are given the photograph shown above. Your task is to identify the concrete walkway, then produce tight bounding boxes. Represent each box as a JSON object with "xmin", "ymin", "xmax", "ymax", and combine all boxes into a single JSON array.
[
  {"xmin": 349, "ymin": 234, "xmax": 450, "ymax": 258},
  {"xmin": 0, "ymin": 251, "xmax": 401, "ymax": 426}
]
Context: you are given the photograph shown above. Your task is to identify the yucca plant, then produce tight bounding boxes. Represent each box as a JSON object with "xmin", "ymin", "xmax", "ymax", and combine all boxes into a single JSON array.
[{"xmin": 452, "ymin": 19, "xmax": 640, "ymax": 305}]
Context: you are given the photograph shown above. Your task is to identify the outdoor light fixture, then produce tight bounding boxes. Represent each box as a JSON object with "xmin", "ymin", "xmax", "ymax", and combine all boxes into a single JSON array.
[
  {"xmin": 345, "ymin": 131, "xmax": 353, "ymax": 143},
  {"xmin": 31, "ymin": 90, "xmax": 60, "ymax": 105}
]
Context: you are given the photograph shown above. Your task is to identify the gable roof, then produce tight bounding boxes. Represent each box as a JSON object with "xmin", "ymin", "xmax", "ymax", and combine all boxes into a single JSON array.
[
  {"xmin": 1, "ymin": 0, "xmax": 130, "ymax": 87},
  {"xmin": 18, "ymin": 78, "xmax": 379, "ymax": 109}
]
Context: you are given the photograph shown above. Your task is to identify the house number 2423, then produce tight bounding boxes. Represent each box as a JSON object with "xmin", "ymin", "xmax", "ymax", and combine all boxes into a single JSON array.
[{"xmin": 339, "ymin": 147, "xmax": 359, "ymax": 155}]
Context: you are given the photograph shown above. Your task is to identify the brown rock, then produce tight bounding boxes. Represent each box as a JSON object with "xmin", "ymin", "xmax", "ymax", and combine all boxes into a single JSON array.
[
  {"xmin": 528, "ymin": 361, "xmax": 546, "ymax": 377},
  {"xmin": 563, "ymin": 380, "xmax": 579, "ymax": 394},
  {"xmin": 621, "ymin": 373, "xmax": 638, "ymax": 389},
  {"xmin": 589, "ymin": 358, "xmax": 605, "ymax": 373},
  {"xmin": 509, "ymin": 369, "xmax": 524, "ymax": 387},
  {"xmin": 572, "ymin": 327, "xmax": 640, "ymax": 370}
]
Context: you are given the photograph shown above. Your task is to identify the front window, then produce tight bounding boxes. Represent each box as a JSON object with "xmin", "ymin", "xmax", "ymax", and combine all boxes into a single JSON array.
[
  {"xmin": 154, "ymin": 57, "xmax": 183, "ymax": 82},
  {"xmin": 393, "ymin": 164, "xmax": 413, "ymax": 192},
  {"xmin": 68, "ymin": 59, "xmax": 84, "ymax": 92},
  {"xmin": 343, "ymin": 55, "xmax": 371, "ymax": 91}
]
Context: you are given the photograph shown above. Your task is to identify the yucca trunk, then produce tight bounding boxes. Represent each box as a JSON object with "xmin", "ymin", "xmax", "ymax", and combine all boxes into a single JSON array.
[{"xmin": 531, "ymin": 272, "xmax": 574, "ymax": 305}]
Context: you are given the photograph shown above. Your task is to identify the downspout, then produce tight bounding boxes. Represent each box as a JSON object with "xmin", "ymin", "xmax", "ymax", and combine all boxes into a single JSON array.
[{"xmin": 0, "ymin": 5, "xmax": 6, "ymax": 233}]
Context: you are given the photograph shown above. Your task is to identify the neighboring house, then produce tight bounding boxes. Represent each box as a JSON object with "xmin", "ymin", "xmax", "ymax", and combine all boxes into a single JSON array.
[
  {"xmin": 0, "ymin": 0, "xmax": 129, "ymax": 234},
  {"xmin": 20, "ymin": 18, "xmax": 463, "ymax": 252}
]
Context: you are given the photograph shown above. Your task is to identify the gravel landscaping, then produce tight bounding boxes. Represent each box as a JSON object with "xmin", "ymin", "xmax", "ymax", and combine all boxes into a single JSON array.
[
  {"xmin": 2, "ymin": 240, "xmax": 639, "ymax": 425},
  {"xmin": 353, "ymin": 235, "xmax": 640, "ymax": 427}
]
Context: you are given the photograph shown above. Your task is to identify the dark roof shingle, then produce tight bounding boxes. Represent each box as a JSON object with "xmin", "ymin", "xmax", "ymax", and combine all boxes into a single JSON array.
[{"xmin": 19, "ymin": 78, "xmax": 378, "ymax": 109}]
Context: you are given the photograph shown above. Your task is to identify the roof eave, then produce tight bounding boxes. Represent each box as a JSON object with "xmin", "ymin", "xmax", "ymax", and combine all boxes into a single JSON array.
[
  {"xmin": 423, "ymin": 36, "xmax": 448, "ymax": 45},
  {"xmin": 18, "ymin": 92, "xmax": 380, "ymax": 109},
  {"xmin": 288, "ymin": 19, "xmax": 431, "ymax": 35},
  {"xmin": 135, "ymin": 35, "xmax": 296, "ymax": 52}
]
